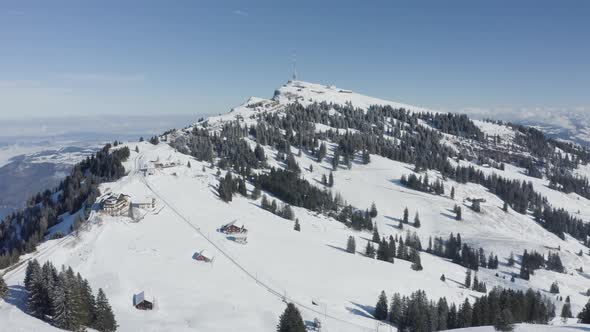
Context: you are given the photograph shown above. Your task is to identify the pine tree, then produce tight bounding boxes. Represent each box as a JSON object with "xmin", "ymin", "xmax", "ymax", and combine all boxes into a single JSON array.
[
  {"xmin": 24, "ymin": 259, "xmax": 41, "ymax": 291},
  {"xmin": 27, "ymin": 262, "xmax": 47, "ymax": 319},
  {"xmin": 187, "ymin": 160, "xmax": 191, "ymax": 168},
  {"xmin": 503, "ymin": 201, "xmax": 509, "ymax": 212},
  {"xmin": 389, "ymin": 293, "xmax": 402, "ymax": 325},
  {"xmin": 365, "ymin": 241, "xmax": 375, "ymax": 258},
  {"xmin": 370, "ymin": 202, "xmax": 378, "ymax": 218},
  {"xmin": 135, "ymin": 146, "xmax": 139, "ymax": 153},
  {"xmin": 277, "ymin": 303, "xmax": 306, "ymax": 332},
  {"xmin": 465, "ymin": 269, "xmax": 472, "ymax": 288},
  {"xmin": 252, "ymin": 182, "xmax": 261, "ymax": 200},
  {"xmin": 410, "ymin": 248, "xmax": 423, "ymax": 271},
  {"xmin": 78, "ymin": 275, "xmax": 96, "ymax": 327},
  {"xmin": 458, "ymin": 298, "xmax": 473, "ymax": 328},
  {"xmin": 317, "ymin": 143, "xmax": 327, "ymax": 163},
  {"xmin": 403, "ymin": 207, "xmax": 409, "ymax": 224},
  {"xmin": 414, "ymin": 212, "xmax": 421, "ymax": 228},
  {"xmin": 372, "ymin": 226, "xmax": 380, "ymax": 243},
  {"xmin": 346, "ymin": 236, "xmax": 356, "ymax": 254},
  {"xmin": 578, "ymin": 299, "xmax": 590, "ymax": 323},
  {"xmin": 94, "ymin": 288, "xmax": 117, "ymax": 332},
  {"xmin": 261, "ymin": 194, "xmax": 270, "ymax": 210},
  {"xmin": 494, "ymin": 308, "xmax": 514, "ymax": 332},
  {"xmin": 550, "ymin": 281, "xmax": 560, "ymax": 294},
  {"xmin": 440, "ymin": 274, "xmax": 446, "ymax": 282},
  {"xmin": 0, "ymin": 274, "xmax": 8, "ymax": 299},
  {"xmin": 53, "ymin": 269, "xmax": 81, "ymax": 331},
  {"xmin": 561, "ymin": 303, "xmax": 573, "ymax": 319},
  {"xmin": 328, "ymin": 172, "xmax": 334, "ymax": 187},
  {"xmin": 455, "ymin": 206, "xmax": 462, "ymax": 220},
  {"xmin": 293, "ymin": 219, "xmax": 301, "ymax": 231},
  {"xmin": 451, "ymin": 186, "xmax": 455, "ymax": 200},
  {"xmin": 508, "ymin": 252, "xmax": 515, "ymax": 266},
  {"xmin": 374, "ymin": 291, "xmax": 388, "ymax": 320}
]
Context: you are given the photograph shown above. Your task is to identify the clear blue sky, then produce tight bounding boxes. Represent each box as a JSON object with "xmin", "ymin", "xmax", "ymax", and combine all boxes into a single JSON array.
[{"xmin": 1, "ymin": 0, "xmax": 589, "ymax": 119}]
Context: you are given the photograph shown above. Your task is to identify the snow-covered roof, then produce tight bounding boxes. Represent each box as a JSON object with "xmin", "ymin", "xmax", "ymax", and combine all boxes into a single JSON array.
[{"xmin": 133, "ymin": 292, "xmax": 146, "ymax": 306}]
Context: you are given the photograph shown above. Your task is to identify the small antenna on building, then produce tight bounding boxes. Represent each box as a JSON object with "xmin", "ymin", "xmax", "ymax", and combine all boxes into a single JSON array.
[{"xmin": 290, "ymin": 52, "xmax": 298, "ymax": 81}]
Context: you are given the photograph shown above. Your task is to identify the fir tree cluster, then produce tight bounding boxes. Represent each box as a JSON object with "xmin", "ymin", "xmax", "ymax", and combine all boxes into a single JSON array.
[
  {"xmin": 24, "ymin": 259, "xmax": 117, "ymax": 331},
  {"xmin": 427, "ymin": 233, "xmax": 497, "ymax": 271},
  {"xmin": 364, "ymin": 230, "xmax": 423, "ymax": 270},
  {"xmin": 374, "ymin": 287, "xmax": 553, "ymax": 331}
]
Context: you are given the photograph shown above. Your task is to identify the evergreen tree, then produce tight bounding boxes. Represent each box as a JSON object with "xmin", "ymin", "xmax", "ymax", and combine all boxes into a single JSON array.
[
  {"xmin": 455, "ymin": 205, "xmax": 462, "ymax": 220},
  {"xmin": 277, "ymin": 303, "xmax": 306, "ymax": 332},
  {"xmin": 458, "ymin": 298, "xmax": 473, "ymax": 328},
  {"xmin": 374, "ymin": 291, "xmax": 388, "ymax": 320},
  {"xmin": 494, "ymin": 308, "xmax": 515, "ymax": 332},
  {"xmin": 503, "ymin": 201, "xmax": 509, "ymax": 212},
  {"xmin": 440, "ymin": 274, "xmax": 446, "ymax": 282},
  {"xmin": 370, "ymin": 202, "xmax": 378, "ymax": 218},
  {"xmin": 372, "ymin": 226, "xmax": 380, "ymax": 243},
  {"xmin": 346, "ymin": 236, "xmax": 356, "ymax": 254},
  {"xmin": 78, "ymin": 275, "xmax": 96, "ymax": 327},
  {"xmin": 0, "ymin": 274, "xmax": 8, "ymax": 299},
  {"xmin": 465, "ymin": 269, "xmax": 472, "ymax": 288},
  {"xmin": 261, "ymin": 194, "xmax": 270, "ymax": 210},
  {"xmin": 403, "ymin": 207, "xmax": 409, "ymax": 224},
  {"xmin": 508, "ymin": 252, "xmax": 515, "ymax": 266},
  {"xmin": 252, "ymin": 182, "xmax": 262, "ymax": 200},
  {"xmin": 293, "ymin": 219, "xmax": 301, "ymax": 231},
  {"xmin": 24, "ymin": 259, "xmax": 41, "ymax": 290},
  {"xmin": 317, "ymin": 143, "xmax": 327, "ymax": 163},
  {"xmin": 389, "ymin": 293, "xmax": 402, "ymax": 325},
  {"xmin": 561, "ymin": 303, "xmax": 573, "ymax": 319},
  {"xmin": 577, "ymin": 299, "xmax": 590, "ymax": 323},
  {"xmin": 410, "ymin": 248, "xmax": 423, "ymax": 271},
  {"xmin": 187, "ymin": 160, "xmax": 191, "ymax": 168},
  {"xmin": 365, "ymin": 241, "xmax": 375, "ymax": 258},
  {"xmin": 27, "ymin": 263, "xmax": 47, "ymax": 319},
  {"xmin": 550, "ymin": 281, "xmax": 560, "ymax": 294},
  {"xmin": 328, "ymin": 171, "xmax": 334, "ymax": 187},
  {"xmin": 451, "ymin": 186, "xmax": 455, "ymax": 200},
  {"xmin": 94, "ymin": 288, "xmax": 117, "ymax": 332},
  {"xmin": 51, "ymin": 270, "xmax": 83, "ymax": 331},
  {"xmin": 414, "ymin": 212, "xmax": 421, "ymax": 228}
]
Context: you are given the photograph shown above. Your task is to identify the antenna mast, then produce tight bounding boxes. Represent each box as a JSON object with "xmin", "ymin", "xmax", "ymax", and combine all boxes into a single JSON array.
[{"xmin": 291, "ymin": 52, "xmax": 298, "ymax": 81}]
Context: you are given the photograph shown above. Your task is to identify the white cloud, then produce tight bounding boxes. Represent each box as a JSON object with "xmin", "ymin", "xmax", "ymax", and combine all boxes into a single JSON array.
[{"xmin": 232, "ymin": 10, "xmax": 248, "ymax": 17}]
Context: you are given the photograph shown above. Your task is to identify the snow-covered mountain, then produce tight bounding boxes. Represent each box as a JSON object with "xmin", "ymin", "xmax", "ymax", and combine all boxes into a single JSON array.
[{"xmin": 2, "ymin": 80, "xmax": 590, "ymax": 332}]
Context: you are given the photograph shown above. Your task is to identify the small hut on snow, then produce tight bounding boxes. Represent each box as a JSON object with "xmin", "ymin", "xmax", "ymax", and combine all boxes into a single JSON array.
[{"xmin": 133, "ymin": 291, "xmax": 153, "ymax": 310}]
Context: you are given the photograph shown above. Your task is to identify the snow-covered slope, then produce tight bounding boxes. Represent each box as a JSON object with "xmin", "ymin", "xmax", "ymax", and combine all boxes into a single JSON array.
[{"xmin": 2, "ymin": 81, "xmax": 590, "ymax": 332}]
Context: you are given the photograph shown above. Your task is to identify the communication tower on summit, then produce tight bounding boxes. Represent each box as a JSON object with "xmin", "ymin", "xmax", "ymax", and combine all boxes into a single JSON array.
[{"xmin": 291, "ymin": 53, "xmax": 298, "ymax": 81}]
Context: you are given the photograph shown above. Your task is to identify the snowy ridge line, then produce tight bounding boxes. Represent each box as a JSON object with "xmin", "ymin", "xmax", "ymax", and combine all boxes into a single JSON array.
[{"xmin": 139, "ymin": 175, "xmax": 374, "ymax": 331}]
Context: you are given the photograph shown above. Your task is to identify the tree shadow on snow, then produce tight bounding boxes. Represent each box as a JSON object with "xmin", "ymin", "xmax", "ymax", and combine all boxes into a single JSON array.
[
  {"xmin": 445, "ymin": 277, "xmax": 466, "ymax": 288},
  {"xmin": 384, "ymin": 215, "xmax": 402, "ymax": 223},
  {"xmin": 345, "ymin": 301, "xmax": 374, "ymax": 320},
  {"xmin": 5, "ymin": 285, "xmax": 29, "ymax": 313},
  {"xmin": 325, "ymin": 244, "xmax": 349, "ymax": 254},
  {"xmin": 440, "ymin": 212, "xmax": 456, "ymax": 220}
]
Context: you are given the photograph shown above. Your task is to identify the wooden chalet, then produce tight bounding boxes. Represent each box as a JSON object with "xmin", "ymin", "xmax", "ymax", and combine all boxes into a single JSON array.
[
  {"xmin": 192, "ymin": 250, "xmax": 214, "ymax": 263},
  {"xmin": 133, "ymin": 291, "xmax": 153, "ymax": 310},
  {"xmin": 219, "ymin": 220, "xmax": 248, "ymax": 235}
]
